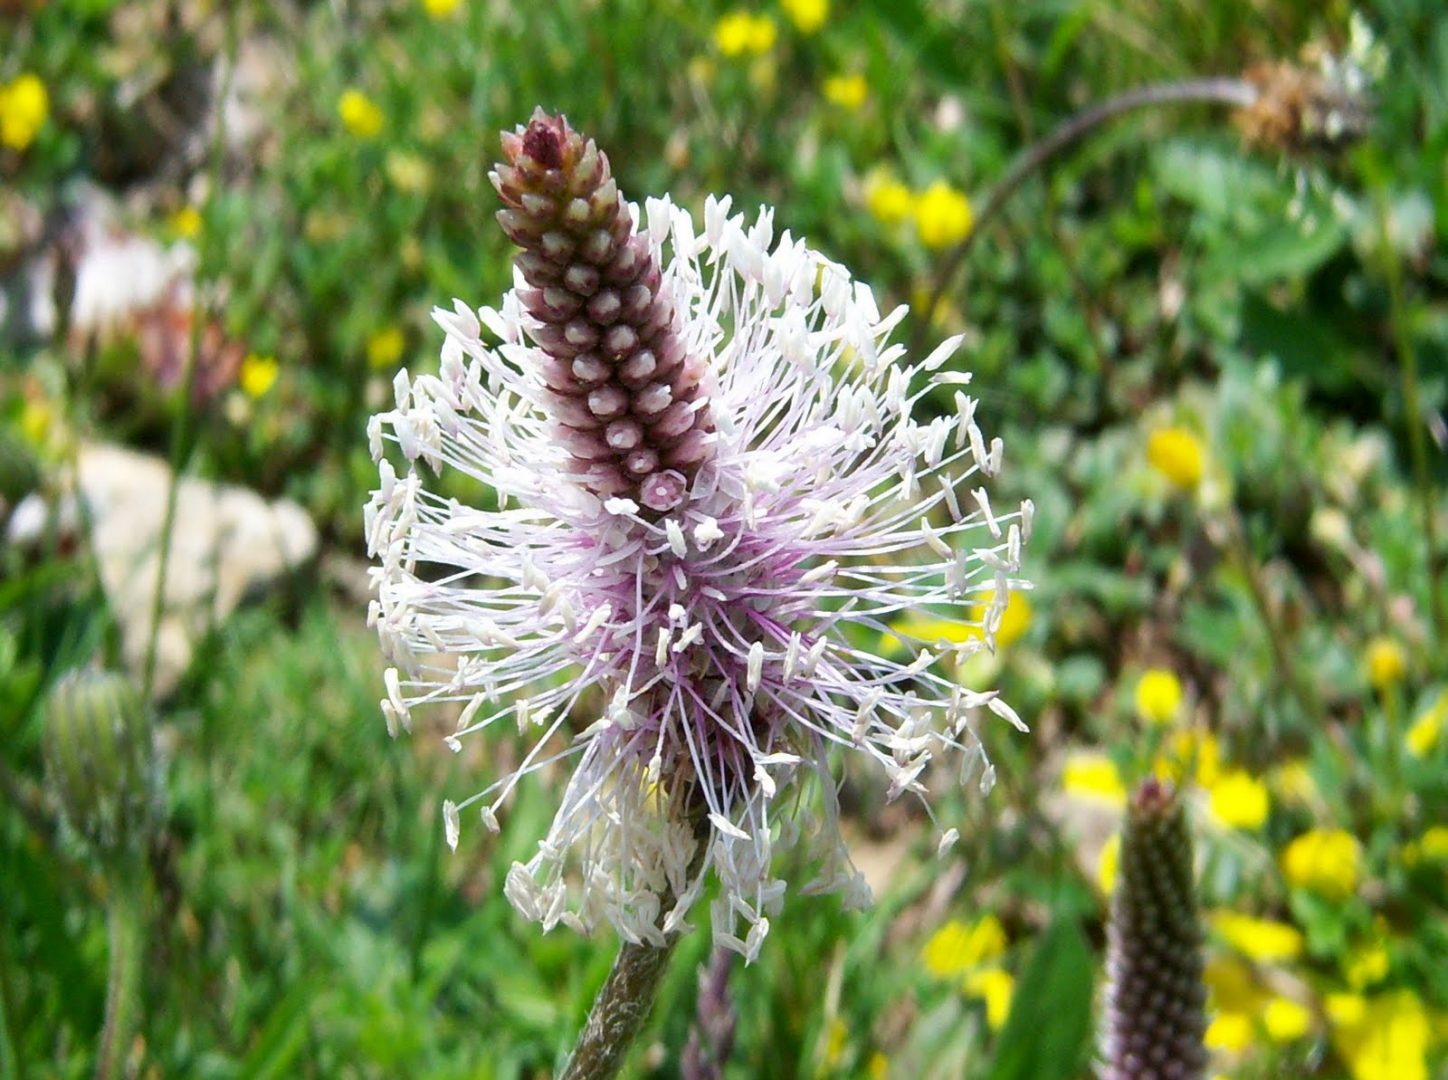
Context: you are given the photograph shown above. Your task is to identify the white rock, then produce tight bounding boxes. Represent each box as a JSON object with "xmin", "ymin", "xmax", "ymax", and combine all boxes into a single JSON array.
[{"xmin": 8, "ymin": 443, "xmax": 317, "ymax": 698}]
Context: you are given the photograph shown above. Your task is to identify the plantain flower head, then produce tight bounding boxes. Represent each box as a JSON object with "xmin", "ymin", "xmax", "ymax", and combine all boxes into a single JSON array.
[{"xmin": 365, "ymin": 110, "xmax": 1031, "ymax": 960}]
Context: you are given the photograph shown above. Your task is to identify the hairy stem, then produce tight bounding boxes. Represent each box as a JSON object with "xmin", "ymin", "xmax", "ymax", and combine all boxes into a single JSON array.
[
  {"xmin": 560, "ymin": 934, "xmax": 683, "ymax": 1080},
  {"xmin": 911, "ymin": 77, "xmax": 1259, "ymax": 354},
  {"xmin": 561, "ymin": 812, "xmax": 709, "ymax": 1080},
  {"xmin": 95, "ymin": 877, "xmax": 145, "ymax": 1080}
]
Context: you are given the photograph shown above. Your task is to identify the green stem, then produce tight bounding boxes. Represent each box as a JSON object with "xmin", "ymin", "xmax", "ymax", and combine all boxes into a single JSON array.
[
  {"xmin": 561, "ymin": 813, "xmax": 709, "ymax": 1080},
  {"xmin": 0, "ymin": 907, "xmax": 25, "ymax": 1080},
  {"xmin": 409, "ymin": 805, "xmax": 443, "ymax": 984},
  {"xmin": 1223, "ymin": 509, "xmax": 1321, "ymax": 723},
  {"xmin": 96, "ymin": 877, "xmax": 146, "ymax": 1080},
  {"xmin": 140, "ymin": 8, "xmax": 241, "ymax": 700},
  {"xmin": 910, "ymin": 76, "xmax": 1260, "ymax": 356},
  {"xmin": 1380, "ymin": 683, "xmax": 1402, "ymax": 808},
  {"xmin": 560, "ymin": 934, "xmax": 684, "ymax": 1080},
  {"xmin": 1379, "ymin": 199, "xmax": 1446, "ymax": 650}
]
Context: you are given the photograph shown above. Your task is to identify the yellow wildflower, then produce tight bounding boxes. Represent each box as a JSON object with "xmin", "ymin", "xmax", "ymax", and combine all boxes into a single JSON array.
[
  {"xmin": 19, "ymin": 399, "xmax": 53, "ymax": 446},
  {"xmin": 1146, "ymin": 426, "xmax": 1205, "ymax": 490},
  {"xmin": 822, "ymin": 1016, "xmax": 848, "ymax": 1069},
  {"xmin": 913, "ymin": 180, "xmax": 974, "ymax": 250},
  {"xmin": 1263, "ymin": 996, "xmax": 1313, "ymax": 1043},
  {"xmin": 1153, "ymin": 728, "xmax": 1221, "ymax": 789},
  {"xmin": 1281, "ymin": 828, "xmax": 1361, "ymax": 900},
  {"xmin": 887, "ymin": 593, "xmax": 1030, "ymax": 652},
  {"xmin": 864, "ymin": 170, "xmax": 914, "ymax": 226},
  {"xmin": 823, "ymin": 73, "xmax": 868, "ymax": 110},
  {"xmin": 920, "ymin": 914, "xmax": 1002, "ymax": 978},
  {"xmin": 1418, "ymin": 825, "xmax": 1448, "ymax": 861},
  {"xmin": 0, "ymin": 73, "xmax": 48, "ymax": 152},
  {"xmin": 400, "ymin": 235, "xmax": 424, "ymax": 272},
  {"xmin": 367, "ymin": 326, "xmax": 406, "ymax": 370},
  {"xmin": 1209, "ymin": 911, "xmax": 1304, "ymax": 963},
  {"xmin": 385, "ymin": 150, "xmax": 432, "ymax": 194},
  {"xmin": 1326, "ymin": 992, "xmax": 1366, "ymax": 1027},
  {"xmin": 1345, "ymin": 944, "xmax": 1389, "ymax": 989},
  {"xmin": 240, "ymin": 354, "xmax": 279, "ymax": 399},
  {"xmin": 1205, "ymin": 954, "xmax": 1266, "ymax": 1013},
  {"xmin": 1207, "ymin": 770, "xmax": 1270, "ymax": 831},
  {"xmin": 1204, "ymin": 1012, "xmax": 1252, "ymax": 1053},
  {"xmin": 963, "ymin": 967, "xmax": 1014, "ymax": 1030},
  {"xmin": 1272, "ymin": 758, "xmax": 1317, "ymax": 805},
  {"xmin": 1405, "ymin": 694, "xmax": 1444, "ymax": 757},
  {"xmin": 1061, "ymin": 751, "xmax": 1126, "ymax": 806},
  {"xmin": 1134, "ymin": 668, "xmax": 1184, "ymax": 725},
  {"xmin": 304, "ymin": 209, "xmax": 349, "ymax": 244},
  {"xmin": 169, "ymin": 206, "xmax": 203, "ymax": 240},
  {"xmin": 1364, "ymin": 637, "xmax": 1406, "ymax": 690},
  {"xmin": 920, "ymin": 914, "xmax": 1006, "ymax": 979},
  {"xmin": 1330, "ymin": 990, "xmax": 1430, "ymax": 1080},
  {"xmin": 969, "ymin": 588, "xmax": 1032, "ymax": 648},
  {"xmin": 880, "ymin": 614, "xmax": 960, "ymax": 653},
  {"xmin": 867, "ymin": 1051, "xmax": 889, "ymax": 1080},
  {"xmin": 782, "ymin": 0, "xmax": 827, "ymax": 33},
  {"xmin": 714, "ymin": 11, "xmax": 776, "ymax": 57},
  {"xmin": 422, "ymin": 0, "xmax": 462, "ymax": 17},
  {"xmin": 1097, "ymin": 832, "xmax": 1120, "ymax": 894},
  {"xmin": 338, "ymin": 89, "xmax": 384, "ymax": 138}
]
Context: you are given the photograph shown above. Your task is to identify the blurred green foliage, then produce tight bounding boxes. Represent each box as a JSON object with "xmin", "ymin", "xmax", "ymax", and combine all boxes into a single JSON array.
[{"xmin": 3, "ymin": 0, "xmax": 1448, "ymax": 1077}]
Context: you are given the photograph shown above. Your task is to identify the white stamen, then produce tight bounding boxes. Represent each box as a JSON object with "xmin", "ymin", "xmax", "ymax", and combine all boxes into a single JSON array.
[
  {"xmin": 665, "ymin": 518, "xmax": 687, "ymax": 558},
  {"xmin": 574, "ymin": 603, "xmax": 613, "ymax": 643},
  {"xmin": 693, "ymin": 516, "xmax": 724, "ymax": 549},
  {"xmin": 709, "ymin": 813, "xmax": 751, "ymax": 841},
  {"xmin": 672, "ymin": 623, "xmax": 703, "ymax": 652},
  {"xmin": 921, "ymin": 518, "xmax": 952, "ymax": 559},
  {"xmin": 443, "ymin": 800, "xmax": 460, "ymax": 851}
]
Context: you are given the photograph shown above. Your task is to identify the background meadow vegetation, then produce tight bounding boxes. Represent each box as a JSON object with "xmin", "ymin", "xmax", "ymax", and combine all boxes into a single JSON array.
[{"xmin": 3, "ymin": 0, "xmax": 1447, "ymax": 1077}]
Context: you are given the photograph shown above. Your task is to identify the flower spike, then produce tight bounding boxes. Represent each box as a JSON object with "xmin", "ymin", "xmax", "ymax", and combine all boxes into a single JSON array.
[{"xmin": 367, "ymin": 112, "xmax": 1030, "ymax": 958}]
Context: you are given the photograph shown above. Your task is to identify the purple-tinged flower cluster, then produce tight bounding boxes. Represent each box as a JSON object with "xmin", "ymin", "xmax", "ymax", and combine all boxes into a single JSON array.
[
  {"xmin": 365, "ymin": 113, "xmax": 1031, "ymax": 959},
  {"xmin": 1103, "ymin": 779, "xmax": 1208, "ymax": 1080}
]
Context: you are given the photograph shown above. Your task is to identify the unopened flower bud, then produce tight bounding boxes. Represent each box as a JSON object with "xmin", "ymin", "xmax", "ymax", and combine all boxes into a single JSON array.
[
  {"xmin": 42, "ymin": 669, "xmax": 157, "ymax": 861},
  {"xmin": 1103, "ymin": 779, "xmax": 1208, "ymax": 1080}
]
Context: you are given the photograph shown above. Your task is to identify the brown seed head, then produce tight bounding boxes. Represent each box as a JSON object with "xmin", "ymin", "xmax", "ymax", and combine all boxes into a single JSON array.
[{"xmin": 1236, "ymin": 60, "xmax": 1372, "ymax": 154}]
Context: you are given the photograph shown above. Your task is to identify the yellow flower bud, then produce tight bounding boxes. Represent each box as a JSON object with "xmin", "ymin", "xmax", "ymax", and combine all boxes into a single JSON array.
[
  {"xmin": 338, "ymin": 89, "xmax": 384, "ymax": 138},
  {"xmin": 0, "ymin": 73, "xmax": 49, "ymax": 152},
  {"xmin": 1281, "ymin": 828, "xmax": 1361, "ymax": 900},
  {"xmin": 1363, "ymin": 636, "xmax": 1407, "ymax": 690},
  {"xmin": 1146, "ymin": 426, "xmax": 1205, "ymax": 490},
  {"xmin": 913, "ymin": 180, "xmax": 974, "ymax": 250},
  {"xmin": 1134, "ymin": 668, "xmax": 1184, "ymax": 725}
]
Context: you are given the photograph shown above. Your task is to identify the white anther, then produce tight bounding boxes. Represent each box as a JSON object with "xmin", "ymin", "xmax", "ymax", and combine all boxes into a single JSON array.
[{"xmin": 746, "ymin": 642, "xmax": 765, "ymax": 692}]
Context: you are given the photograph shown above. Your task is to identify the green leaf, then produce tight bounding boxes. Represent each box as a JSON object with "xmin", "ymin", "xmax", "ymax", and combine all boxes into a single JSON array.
[
  {"xmin": 1238, "ymin": 291, "xmax": 1358, "ymax": 393},
  {"xmin": 984, "ymin": 920, "xmax": 1095, "ymax": 1080},
  {"xmin": 1152, "ymin": 140, "xmax": 1348, "ymax": 285},
  {"xmin": 235, "ymin": 976, "xmax": 320, "ymax": 1080}
]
